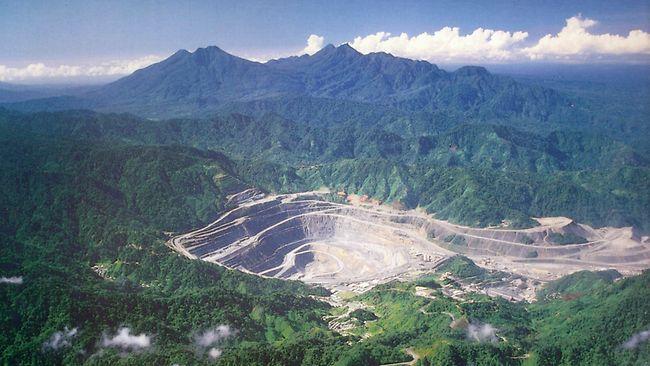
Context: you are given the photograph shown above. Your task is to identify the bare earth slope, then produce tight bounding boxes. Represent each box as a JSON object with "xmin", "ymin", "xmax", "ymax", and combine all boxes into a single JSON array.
[{"xmin": 169, "ymin": 190, "xmax": 650, "ymax": 294}]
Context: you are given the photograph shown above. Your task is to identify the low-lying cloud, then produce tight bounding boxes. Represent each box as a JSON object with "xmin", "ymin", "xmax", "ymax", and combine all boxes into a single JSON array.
[
  {"xmin": 621, "ymin": 327, "xmax": 650, "ymax": 349},
  {"xmin": 101, "ymin": 327, "xmax": 151, "ymax": 351},
  {"xmin": 466, "ymin": 322, "xmax": 498, "ymax": 343},
  {"xmin": 0, "ymin": 55, "xmax": 163, "ymax": 82},
  {"xmin": 194, "ymin": 325, "xmax": 233, "ymax": 360},
  {"xmin": 0, "ymin": 276, "xmax": 23, "ymax": 284},
  {"xmin": 42, "ymin": 327, "xmax": 78, "ymax": 351},
  {"xmin": 208, "ymin": 347, "xmax": 223, "ymax": 359}
]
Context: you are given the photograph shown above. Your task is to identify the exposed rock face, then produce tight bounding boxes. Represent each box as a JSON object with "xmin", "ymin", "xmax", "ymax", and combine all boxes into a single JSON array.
[
  {"xmin": 169, "ymin": 191, "xmax": 650, "ymax": 289},
  {"xmin": 170, "ymin": 192, "xmax": 452, "ymax": 286}
]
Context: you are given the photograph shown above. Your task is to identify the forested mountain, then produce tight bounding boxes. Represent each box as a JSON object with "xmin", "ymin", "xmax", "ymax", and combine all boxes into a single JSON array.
[
  {"xmin": 86, "ymin": 46, "xmax": 303, "ymax": 116},
  {"xmin": 2, "ymin": 108, "xmax": 647, "ymax": 231}
]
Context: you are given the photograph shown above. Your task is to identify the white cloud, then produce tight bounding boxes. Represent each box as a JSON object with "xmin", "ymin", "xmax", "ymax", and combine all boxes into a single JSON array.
[
  {"xmin": 466, "ymin": 322, "xmax": 498, "ymax": 343},
  {"xmin": 0, "ymin": 276, "xmax": 23, "ymax": 284},
  {"xmin": 43, "ymin": 327, "xmax": 78, "ymax": 351},
  {"xmin": 194, "ymin": 325, "xmax": 233, "ymax": 361},
  {"xmin": 348, "ymin": 15, "xmax": 650, "ymax": 63},
  {"xmin": 101, "ymin": 327, "xmax": 151, "ymax": 351},
  {"xmin": 523, "ymin": 16, "xmax": 650, "ymax": 60},
  {"xmin": 247, "ymin": 34, "xmax": 326, "ymax": 62},
  {"xmin": 350, "ymin": 28, "xmax": 528, "ymax": 63},
  {"xmin": 194, "ymin": 325, "xmax": 232, "ymax": 347},
  {"xmin": 622, "ymin": 327, "xmax": 650, "ymax": 349},
  {"xmin": 85, "ymin": 55, "xmax": 163, "ymax": 76},
  {"xmin": 208, "ymin": 347, "xmax": 222, "ymax": 359},
  {"xmin": 302, "ymin": 34, "xmax": 325, "ymax": 55},
  {"xmin": 0, "ymin": 55, "xmax": 163, "ymax": 82}
]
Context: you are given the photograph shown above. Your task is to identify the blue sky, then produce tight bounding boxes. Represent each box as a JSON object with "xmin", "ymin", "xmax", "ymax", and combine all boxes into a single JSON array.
[{"xmin": 1, "ymin": 0, "xmax": 649, "ymax": 82}]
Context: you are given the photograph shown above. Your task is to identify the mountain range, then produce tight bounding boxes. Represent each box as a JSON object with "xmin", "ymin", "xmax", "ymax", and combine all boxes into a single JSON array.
[{"xmin": 4, "ymin": 44, "xmax": 571, "ymax": 122}]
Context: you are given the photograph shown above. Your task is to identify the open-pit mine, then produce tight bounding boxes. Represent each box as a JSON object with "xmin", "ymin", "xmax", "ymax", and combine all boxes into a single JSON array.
[{"xmin": 169, "ymin": 190, "xmax": 650, "ymax": 298}]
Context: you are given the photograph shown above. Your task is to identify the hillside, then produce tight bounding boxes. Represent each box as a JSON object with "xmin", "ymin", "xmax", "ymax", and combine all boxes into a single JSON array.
[
  {"xmin": 2, "ymin": 108, "xmax": 648, "ymax": 231},
  {"xmin": 1, "ymin": 131, "xmax": 648, "ymax": 365},
  {"xmin": 0, "ymin": 132, "xmax": 341, "ymax": 364}
]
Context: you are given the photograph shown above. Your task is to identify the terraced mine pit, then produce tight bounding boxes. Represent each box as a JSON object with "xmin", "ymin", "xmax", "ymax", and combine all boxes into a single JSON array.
[{"xmin": 169, "ymin": 190, "xmax": 650, "ymax": 293}]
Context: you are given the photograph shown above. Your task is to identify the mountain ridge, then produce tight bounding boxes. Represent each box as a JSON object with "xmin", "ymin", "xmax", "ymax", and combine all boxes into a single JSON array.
[{"xmin": 1, "ymin": 44, "xmax": 571, "ymax": 122}]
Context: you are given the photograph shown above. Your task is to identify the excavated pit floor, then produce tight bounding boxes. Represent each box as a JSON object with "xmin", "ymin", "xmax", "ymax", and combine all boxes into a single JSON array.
[{"xmin": 169, "ymin": 190, "xmax": 650, "ymax": 292}]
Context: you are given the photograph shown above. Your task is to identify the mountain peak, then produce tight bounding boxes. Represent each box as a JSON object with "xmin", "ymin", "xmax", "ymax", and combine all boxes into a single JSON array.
[
  {"xmin": 184, "ymin": 45, "xmax": 258, "ymax": 67},
  {"xmin": 170, "ymin": 46, "xmax": 231, "ymax": 58},
  {"xmin": 321, "ymin": 44, "xmax": 336, "ymax": 52},
  {"xmin": 313, "ymin": 43, "xmax": 361, "ymax": 58},
  {"xmin": 336, "ymin": 43, "xmax": 359, "ymax": 54},
  {"xmin": 312, "ymin": 43, "xmax": 336, "ymax": 57},
  {"xmin": 193, "ymin": 45, "xmax": 231, "ymax": 57},
  {"xmin": 172, "ymin": 49, "xmax": 191, "ymax": 56},
  {"xmin": 166, "ymin": 46, "xmax": 238, "ymax": 65},
  {"xmin": 168, "ymin": 49, "xmax": 191, "ymax": 61},
  {"xmin": 201, "ymin": 45, "xmax": 226, "ymax": 52},
  {"xmin": 332, "ymin": 43, "xmax": 362, "ymax": 58}
]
